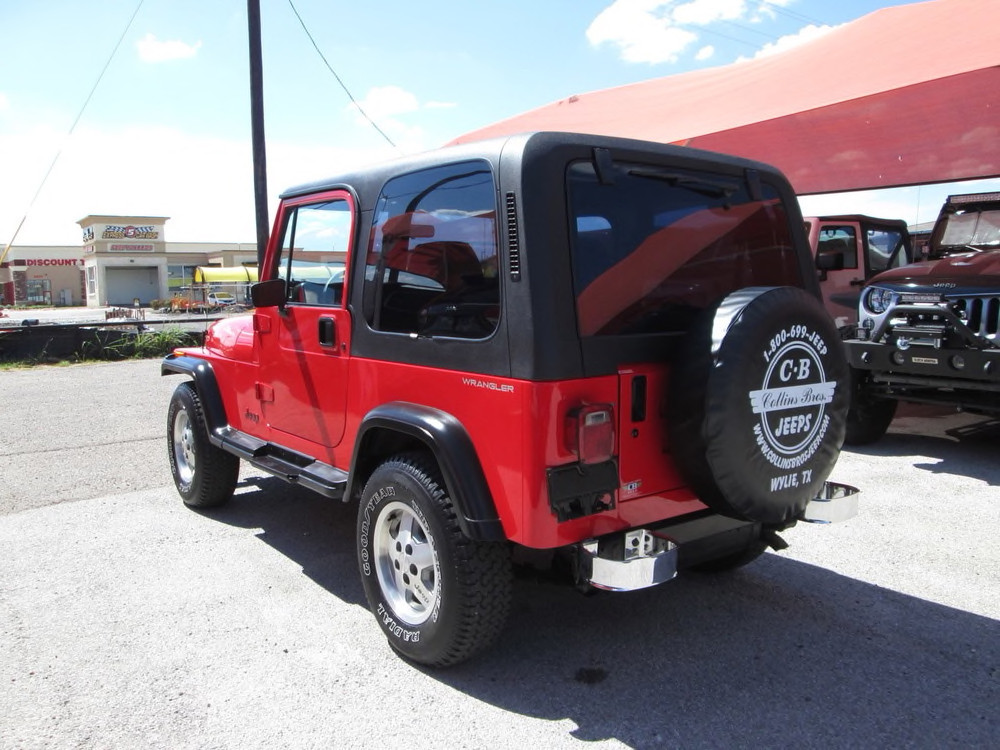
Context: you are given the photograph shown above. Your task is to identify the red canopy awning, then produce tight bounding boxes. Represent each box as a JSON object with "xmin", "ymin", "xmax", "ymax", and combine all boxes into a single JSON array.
[{"xmin": 452, "ymin": 0, "xmax": 1000, "ymax": 195}]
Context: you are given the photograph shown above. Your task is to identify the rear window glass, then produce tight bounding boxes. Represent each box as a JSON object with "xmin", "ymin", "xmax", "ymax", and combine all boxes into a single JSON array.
[{"xmin": 568, "ymin": 160, "xmax": 801, "ymax": 337}]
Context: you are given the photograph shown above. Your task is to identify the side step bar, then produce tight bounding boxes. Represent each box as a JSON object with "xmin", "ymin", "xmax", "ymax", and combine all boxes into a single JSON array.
[{"xmin": 211, "ymin": 426, "xmax": 348, "ymax": 499}]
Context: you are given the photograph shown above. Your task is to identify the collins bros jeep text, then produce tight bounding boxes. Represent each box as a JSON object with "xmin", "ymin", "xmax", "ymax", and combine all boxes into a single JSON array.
[{"xmin": 163, "ymin": 132, "xmax": 857, "ymax": 667}]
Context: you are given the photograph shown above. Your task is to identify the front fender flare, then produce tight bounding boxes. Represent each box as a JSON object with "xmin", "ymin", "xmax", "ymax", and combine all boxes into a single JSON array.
[
  {"xmin": 347, "ymin": 402, "xmax": 505, "ymax": 543},
  {"xmin": 161, "ymin": 354, "xmax": 229, "ymax": 444}
]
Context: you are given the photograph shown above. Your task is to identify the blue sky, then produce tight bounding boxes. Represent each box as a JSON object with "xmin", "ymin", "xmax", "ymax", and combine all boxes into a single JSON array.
[{"xmin": 2, "ymin": 0, "xmax": 996, "ymax": 245}]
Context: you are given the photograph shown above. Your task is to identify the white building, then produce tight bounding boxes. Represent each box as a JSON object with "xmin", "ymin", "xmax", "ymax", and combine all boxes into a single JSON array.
[{"xmin": 1, "ymin": 215, "xmax": 259, "ymax": 307}]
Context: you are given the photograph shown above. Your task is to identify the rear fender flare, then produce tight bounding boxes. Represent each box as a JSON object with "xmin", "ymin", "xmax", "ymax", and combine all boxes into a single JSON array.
[{"xmin": 347, "ymin": 402, "xmax": 505, "ymax": 542}]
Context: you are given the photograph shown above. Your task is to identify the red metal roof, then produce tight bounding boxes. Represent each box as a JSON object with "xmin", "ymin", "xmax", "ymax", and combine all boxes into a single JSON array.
[{"xmin": 452, "ymin": 0, "xmax": 1000, "ymax": 194}]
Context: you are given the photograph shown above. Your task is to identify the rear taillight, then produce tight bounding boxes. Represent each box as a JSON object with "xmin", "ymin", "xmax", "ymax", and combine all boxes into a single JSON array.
[{"xmin": 566, "ymin": 404, "xmax": 615, "ymax": 464}]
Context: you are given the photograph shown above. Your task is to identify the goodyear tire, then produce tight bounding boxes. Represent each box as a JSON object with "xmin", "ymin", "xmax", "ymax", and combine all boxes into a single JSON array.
[
  {"xmin": 356, "ymin": 453, "xmax": 511, "ymax": 667},
  {"xmin": 669, "ymin": 287, "xmax": 849, "ymax": 526}
]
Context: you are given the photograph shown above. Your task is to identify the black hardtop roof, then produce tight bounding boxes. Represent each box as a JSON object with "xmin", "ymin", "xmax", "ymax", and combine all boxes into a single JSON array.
[{"xmin": 278, "ymin": 131, "xmax": 790, "ymax": 202}]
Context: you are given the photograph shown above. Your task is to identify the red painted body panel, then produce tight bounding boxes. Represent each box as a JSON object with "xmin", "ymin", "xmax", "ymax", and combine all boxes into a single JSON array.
[{"xmin": 186, "ymin": 320, "xmax": 708, "ymax": 548}]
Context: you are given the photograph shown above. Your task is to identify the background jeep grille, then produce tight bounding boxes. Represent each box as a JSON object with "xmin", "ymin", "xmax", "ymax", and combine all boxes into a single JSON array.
[{"xmin": 953, "ymin": 296, "xmax": 1000, "ymax": 339}]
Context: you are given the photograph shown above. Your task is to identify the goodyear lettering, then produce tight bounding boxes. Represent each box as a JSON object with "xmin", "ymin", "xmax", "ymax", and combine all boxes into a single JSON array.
[{"xmin": 358, "ymin": 486, "xmax": 396, "ymax": 576}]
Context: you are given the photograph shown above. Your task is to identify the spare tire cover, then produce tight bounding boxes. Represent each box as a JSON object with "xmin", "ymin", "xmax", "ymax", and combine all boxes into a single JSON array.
[{"xmin": 668, "ymin": 286, "xmax": 848, "ymax": 525}]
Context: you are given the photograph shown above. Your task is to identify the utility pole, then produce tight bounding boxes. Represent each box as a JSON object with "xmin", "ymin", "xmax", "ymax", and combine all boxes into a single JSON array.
[{"xmin": 247, "ymin": 0, "xmax": 269, "ymax": 270}]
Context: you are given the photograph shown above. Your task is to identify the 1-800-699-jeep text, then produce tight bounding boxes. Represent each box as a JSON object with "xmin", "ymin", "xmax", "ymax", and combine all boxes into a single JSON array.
[{"xmin": 163, "ymin": 132, "xmax": 857, "ymax": 667}]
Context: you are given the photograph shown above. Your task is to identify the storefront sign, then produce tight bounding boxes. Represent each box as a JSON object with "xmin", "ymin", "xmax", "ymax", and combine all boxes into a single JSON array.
[
  {"xmin": 24, "ymin": 258, "xmax": 84, "ymax": 266},
  {"xmin": 108, "ymin": 244, "xmax": 155, "ymax": 252},
  {"xmin": 102, "ymin": 225, "xmax": 159, "ymax": 240}
]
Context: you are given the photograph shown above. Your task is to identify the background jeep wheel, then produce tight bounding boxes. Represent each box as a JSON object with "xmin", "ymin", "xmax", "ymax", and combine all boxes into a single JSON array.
[
  {"xmin": 357, "ymin": 453, "xmax": 511, "ymax": 668},
  {"xmin": 844, "ymin": 367, "xmax": 897, "ymax": 445},
  {"xmin": 669, "ymin": 287, "xmax": 849, "ymax": 526},
  {"xmin": 167, "ymin": 381, "xmax": 239, "ymax": 508}
]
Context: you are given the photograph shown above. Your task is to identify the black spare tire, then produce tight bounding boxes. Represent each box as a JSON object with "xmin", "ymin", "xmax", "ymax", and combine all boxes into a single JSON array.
[{"xmin": 668, "ymin": 286, "xmax": 849, "ymax": 526}]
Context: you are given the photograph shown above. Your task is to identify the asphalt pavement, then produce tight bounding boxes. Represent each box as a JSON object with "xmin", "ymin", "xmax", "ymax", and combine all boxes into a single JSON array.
[{"xmin": 1, "ymin": 359, "xmax": 997, "ymax": 749}]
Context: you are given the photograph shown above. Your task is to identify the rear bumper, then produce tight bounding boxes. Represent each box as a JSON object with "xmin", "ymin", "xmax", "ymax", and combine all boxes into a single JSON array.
[
  {"xmin": 800, "ymin": 481, "xmax": 859, "ymax": 524},
  {"xmin": 578, "ymin": 481, "xmax": 859, "ymax": 590}
]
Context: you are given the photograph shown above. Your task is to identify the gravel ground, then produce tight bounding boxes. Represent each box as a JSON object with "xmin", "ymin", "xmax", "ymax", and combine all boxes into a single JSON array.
[{"xmin": 0, "ymin": 359, "xmax": 997, "ymax": 749}]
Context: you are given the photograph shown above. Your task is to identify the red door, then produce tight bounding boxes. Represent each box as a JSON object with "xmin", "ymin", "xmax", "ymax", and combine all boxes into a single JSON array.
[{"xmin": 254, "ymin": 191, "xmax": 355, "ymax": 458}]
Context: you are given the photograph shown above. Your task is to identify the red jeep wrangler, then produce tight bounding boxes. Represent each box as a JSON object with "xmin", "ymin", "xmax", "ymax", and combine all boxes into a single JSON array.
[{"xmin": 163, "ymin": 132, "xmax": 857, "ymax": 666}]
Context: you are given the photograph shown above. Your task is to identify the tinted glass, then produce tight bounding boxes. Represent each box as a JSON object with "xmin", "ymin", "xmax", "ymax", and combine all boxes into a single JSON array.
[
  {"xmin": 568, "ymin": 160, "xmax": 801, "ymax": 337},
  {"xmin": 365, "ymin": 161, "xmax": 499, "ymax": 339}
]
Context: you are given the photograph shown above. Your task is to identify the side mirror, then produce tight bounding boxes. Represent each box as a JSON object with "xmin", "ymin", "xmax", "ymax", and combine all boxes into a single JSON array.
[
  {"xmin": 250, "ymin": 278, "xmax": 286, "ymax": 308},
  {"xmin": 816, "ymin": 250, "xmax": 845, "ymax": 271}
]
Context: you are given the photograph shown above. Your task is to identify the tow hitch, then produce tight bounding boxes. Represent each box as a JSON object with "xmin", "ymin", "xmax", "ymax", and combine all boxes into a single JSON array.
[{"xmin": 578, "ymin": 529, "xmax": 677, "ymax": 592}]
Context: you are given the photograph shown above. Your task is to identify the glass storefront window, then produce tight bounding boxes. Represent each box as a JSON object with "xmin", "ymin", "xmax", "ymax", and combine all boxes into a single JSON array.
[{"xmin": 26, "ymin": 279, "xmax": 52, "ymax": 305}]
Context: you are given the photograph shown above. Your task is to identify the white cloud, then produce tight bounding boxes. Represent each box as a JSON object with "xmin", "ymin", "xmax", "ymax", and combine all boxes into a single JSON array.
[
  {"xmin": 588, "ymin": 0, "xmax": 833, "ymax": 65},
  {"xmin": 672, "ymin": 0, "xmax": 746, "ymax": 26},
  {"xmin": 587, "ymin": 1, "xmax": 697, "ymax": 64},
  {"xmin": 136, "ymin": 33, "xmax": 201, "ymax": 63},
  {"xmin": 345, "ymin": 86, "xmax": 448, "ymax": 155},
  {"xmin": 749, "ymin": 23, "xmax": 838, "ymax": 59},
  {"xmin": 754, "ymin": 0, "xmax": 795, "ymax": 21},
  {"xmin": 351, "ymin": 85, "xmax": 419, "ymax": 121},
  {"xmin": 695, "ymin": 45, "xmax": 714, "ymax": 61}
]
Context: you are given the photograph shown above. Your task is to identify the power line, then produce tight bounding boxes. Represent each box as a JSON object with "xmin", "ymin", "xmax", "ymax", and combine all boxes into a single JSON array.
[
  {"xmin": 758, "ymin": 1, "xmax": 829, "ymax": 27},
  {"xmin": 1, "ymin": 0, "xmax": 146, "ymax": 265},
  {"xmin": 677, "ymin": 2, "xmax": 834, "ymax": 55},
  {"xmin": 285, "ymin": 0, "xmax": 398, "ymax": 150}
]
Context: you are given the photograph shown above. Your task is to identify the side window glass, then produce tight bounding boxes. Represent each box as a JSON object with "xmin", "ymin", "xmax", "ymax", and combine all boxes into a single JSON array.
[
  {"xmin": 816, "ymin": 226, "xmax": 858, "ymax": 269},
  {"xmin": 364, "ymin": 162, "xmax": 499, "ymax": 339},
  {"xmin": 275, "ymin": 198, "xmax": 351, "ymax": 306}
]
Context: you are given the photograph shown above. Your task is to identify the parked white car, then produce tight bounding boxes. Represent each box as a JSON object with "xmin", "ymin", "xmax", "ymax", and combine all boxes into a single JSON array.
[{"xmin": 207, "ymin": 292, "xmax": 237, "ymax": 307}]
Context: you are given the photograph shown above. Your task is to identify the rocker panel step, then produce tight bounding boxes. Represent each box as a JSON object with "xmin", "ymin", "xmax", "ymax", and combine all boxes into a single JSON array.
[{"xmin": 215, "ymin": 428, "xmax": 348, "ymax": 499}]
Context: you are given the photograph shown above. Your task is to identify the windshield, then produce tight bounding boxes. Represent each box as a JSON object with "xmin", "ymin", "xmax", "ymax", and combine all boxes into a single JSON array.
[
  {"xmin": 567, "ymin": 159, "xmax": 801, "ymax": 336},
  {"xmin": 939, "ymin": 208, "xmax": 1000, "ymax": 249}
]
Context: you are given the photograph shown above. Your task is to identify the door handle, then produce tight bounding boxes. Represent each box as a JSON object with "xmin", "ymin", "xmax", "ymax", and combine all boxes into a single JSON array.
[{"xmin": 318, "ymin": 317, "xmax": 337, "ymax": 348}]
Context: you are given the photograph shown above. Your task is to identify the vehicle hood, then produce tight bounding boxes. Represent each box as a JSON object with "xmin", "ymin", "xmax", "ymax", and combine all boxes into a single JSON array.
[
  {"xmin": 204, "ymin": 313, "xmax": 255, "ymax": 359},
  {"xmin": 869, "ymin": 250, "xmax": 1000, "ymax": 293}
]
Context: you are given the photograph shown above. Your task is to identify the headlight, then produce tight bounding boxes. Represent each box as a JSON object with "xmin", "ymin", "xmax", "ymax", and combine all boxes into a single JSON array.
[{"xmin": 863, "ymin": 286, "xmax": 895, "ymax": 315}]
